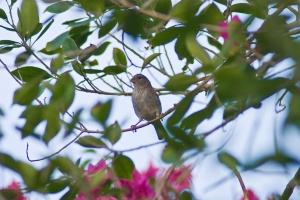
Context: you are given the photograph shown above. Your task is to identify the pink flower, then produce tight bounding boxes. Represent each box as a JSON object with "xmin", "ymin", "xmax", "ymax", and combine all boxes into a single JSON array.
[
  {"xmin": 167, "ymin": 166, "xmax": 192, "ymax": 193},
  {"xmin": 219, "ymin": 15, "xmax": 242, "ymax": 41},
  {"xmin": 240, "ymin": 189, "xmax": 259, "ymax": 200},
  {"xmin": 143, "ymin": 163, "xmax": 159, "ymax": 178},
  {"xmin": 6, "ymin": 181, "xmax": 27, "ymax": 200},
  {"xmin": 120, "ymin": 169, "xmax": 156, "ymax": 200}
]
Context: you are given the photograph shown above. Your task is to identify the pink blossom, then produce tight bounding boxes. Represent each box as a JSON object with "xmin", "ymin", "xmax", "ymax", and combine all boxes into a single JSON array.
[
  {"xmin": 143, "ymin": 163, "xmax": 159, "ymax": 178},
  {"xmin": 6, "ymin": 180, "xmax": 27, "ymax": 200},
  {"xmin": 167, "ymin": 166, "xmax": 192, "ymax": 193},
  {"xmin": 240, "ymin": 189, "xmax": 259, "ymax": 200},
  {"xmin": 120, "ymin": 169, "xmax": 156, "ymax": 200},
  {"xmin": 219, "ymin": 15, "xmax": 242, "ymax": 41}
]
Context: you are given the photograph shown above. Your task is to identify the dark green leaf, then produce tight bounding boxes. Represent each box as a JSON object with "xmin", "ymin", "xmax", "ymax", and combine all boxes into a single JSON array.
[
  {"xmin": 103, "ymin": 65, "xmax": 126, "ymax": 75},
  {"xmin": 148, "ymin": 27, "xmax": 183, "ymax": 47},
  {"xmin": 49, "ymin": 73, "xmax": 75, "ymax": 113},
  {"xmin": 69, "ymin": 24, "xmax": 92, "ymax": 47},
  {"xmin": 0, "ymin": 25, "xmax": 15, "ymax": 31},
  {"xmin": 175, "ymin": 35, "xmax": 193, "ymax": 63},
  {"xmin": 113, "ymin": 48, "xmax": 127, "ymax": 66},
  {"xmin": 168, "ymin": 86, "xmax": 203, "ymax": 126},
  {"xmin": 94, "ymin": 41, "xmax": 111, "ymax": 55},
  {"xmin": 78, "ymin": 44, "xmax": 97, "ymax": 63},
  {"xmin": 185, "ymin": 32, "xmax": 212, "ymax": 67},
  {"xmin": 66, "ymin": 17, "xmax": 97, "ymax": 27},
  {"xmin": 82, "ymin": 69, "xmax": 103, "ymax": 74},
  {"xmin": 17, "ymin": 162, "xmax": 38, "ymax": 189},
  {"xmin": 76, "ymin": 136, "xmax": 107, "ymax": 148},
  {"xmin": 180, "ymin": 191, "xmax": 194, "ymax": 200},
  {"xmin": 65, "ymin": 109, "xmax": 82, "ymax": 137},
  {"xmin": 19, "ymin": 0, "xmax": 39, "ymax": 37},
  {"xmin": 0, "ymin": 8, "xmax": 8, "ymax": 20},
  {"xmin": 171, "ymin": 0, "xmax": 202, "ymax": 21},
  {"xmin": 91, "ymin": 100, "xmax": 112, "ymax": 124},
  {"xmin": 19, "ymin": 105, "xmax": 44, "ymax": 138},
  {"xmin": 114, "ymin": 9, "xmax": 146, "ymax": 38},
  {"xmin": 46, "ymin": 179, "xmax": 70, "ymax": 194},
  {"xmin": 13, "ymin": 78, "xmax": 41, "ymax": 105},
  {"xmin": 142, "ymin": 53, "xmax": 161, "ymax": 69},
  {"xmin": 31, "ymin": 23, "xmax": 43, "ymax": 37},
  {"xmin": 104, "ymin": 122, "xmax": 121, "ymax": 144},
  {"xmin": 98, "ymin": 19, "xmax": 117, "ymax": 38},
  {"xmin": 71, "ymin": 60, "xmax": 84, "ymax": 75},
  {"xmin": 15, "ymin": 51, "xmax": 31, "ymax": 66},
  {"xmin": 165, "ymin": 74, "xmax": 197, "ymax": 91},
  {"xmin": 112, "ymin": 155, "xmax": 134, "ymax": 180},
  {"xmin": 43, "ymin": 105, "xmax": 60, "ymax": 144},
  {"xmin": 218, "ymin": 152, "xmax": 239, "ymax": 171},
  {"xmin": 230, "ymin": 3, "xmax": 253, "ymax": 15},
  {"xmin": 12, "ymin": 66, "xmax": 52, "ymax": 82},
  {"xmin": 155, "ymin": 0, "xmax": 172, "ymax": 15},
  {"xmin": 214, "ymin": 0, "xmax": 227, "ymax": 5},
  {"xmin": 62, "ymin": 38, "xmax": 78, "ymax": 58},
  {"xmin": 34, "ymin": 19, "xmax": 54, "ymax": 44},
  {"xmin": 181, "ymin": 94, "xmax": 219, "ymax": 129},
  {"xmin": 46, "ymin": 31, "xmax": 69, "ymax": 52},
  {"xmin": 44, "ymin": 1, "xmax": 74, "ymax": 13},
  {"xmin": 0, "ymin": 40, "xmax": 19, "ymax": 45}
]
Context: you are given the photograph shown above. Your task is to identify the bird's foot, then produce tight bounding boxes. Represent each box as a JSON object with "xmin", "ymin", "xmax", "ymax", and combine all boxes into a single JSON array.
[{"xmin": 131, "ymin": 125, "xmax": 137, "ymax": 132}]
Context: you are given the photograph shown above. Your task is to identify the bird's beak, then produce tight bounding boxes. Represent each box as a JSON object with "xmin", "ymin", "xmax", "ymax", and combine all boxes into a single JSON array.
[{"xmin": 130, "ymin": 78, "xmax": 135, "ymax": 84}]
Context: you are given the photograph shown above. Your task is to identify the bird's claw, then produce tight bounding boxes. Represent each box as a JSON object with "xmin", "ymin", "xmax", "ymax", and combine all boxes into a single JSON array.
[{"xmin": 131, "ymin": 125, "xmax": 137, "ymax": 132}]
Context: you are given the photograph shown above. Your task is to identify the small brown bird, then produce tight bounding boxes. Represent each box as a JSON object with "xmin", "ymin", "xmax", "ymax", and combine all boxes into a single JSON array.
[{"xmin": 131, "ymin": 74, "xmax": 167, "ymax": 140}]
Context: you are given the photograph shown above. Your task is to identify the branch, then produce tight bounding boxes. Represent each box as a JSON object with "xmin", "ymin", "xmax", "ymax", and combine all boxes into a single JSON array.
[
  {"xmin": 26, "ymin": 131, "xmax": 85, "ymax": 162},
  {"xmin": 280, "ymin": 167, "xmax": 300, "ymax": 200}
]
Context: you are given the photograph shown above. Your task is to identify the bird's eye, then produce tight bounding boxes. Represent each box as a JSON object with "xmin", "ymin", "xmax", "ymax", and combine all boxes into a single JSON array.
[{"xmin": 137, "ymin": 76, "xmax": 142, "ymax": 79}]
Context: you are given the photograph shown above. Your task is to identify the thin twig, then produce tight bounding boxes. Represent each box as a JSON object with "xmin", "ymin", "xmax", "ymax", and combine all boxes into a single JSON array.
[{"xmin": 26, "ymin": 131, "xmax": 85, "ymax": 162}]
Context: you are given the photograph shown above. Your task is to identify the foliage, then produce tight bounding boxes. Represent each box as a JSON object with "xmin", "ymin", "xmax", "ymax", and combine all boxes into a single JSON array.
[{"xmin": 0, "ymin": 0, "xmax": 300, "ymax": 199}]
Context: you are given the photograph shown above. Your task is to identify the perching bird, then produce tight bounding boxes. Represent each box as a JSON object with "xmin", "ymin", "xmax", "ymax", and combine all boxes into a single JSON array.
[{"xmin": 131, "ymin": 74, "xmax": 167, "ymax": 140}]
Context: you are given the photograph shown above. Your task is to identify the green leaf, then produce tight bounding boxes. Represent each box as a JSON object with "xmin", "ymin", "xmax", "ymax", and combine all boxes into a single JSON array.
[
  {"xmin": 49, "ymin": 73, "xmax": 75, "ymax": 113},
  {"xmin": 168, "ymin": 86, "xmax": 203, "ymax": 126},
  {"xmin": 12, "ymin": 66, "xmax": 52, "ymax": 82},
  {"xmin": 44, "ymin": 1, "xmax": 74, "ymax": 13},
  {"xmin": 94, "ymin": 41, "xmax": 111, "ymax": 55},
  {"xmin": 19, "ymin": 0, "xmax": 39, "ymax": 37},
  {"xmin": 15, "ymin": 51, "xmax": 31, "ymax": 66},
  {"xmin": 50, "ymin": 55, "xmax": 64, "ymax": 73},
  {"xmin": 78, "ymin": 44, "xmax": 97, "ymax": 63},
  {"xmin": 104, "ymin": 122, "xmax": 121, "ymax": 144},
  {"xmin": 34, "ymin": 19, "xmax": 54, "ymax": 44},
  {"xmin": 82, "ymin": 69, "xmax": 103, "ymax": 74},
  {"xmin": 185, "ymin": 33, "xmax": 212, "ymax": 67},
  {"xmin": 180, "ymin": 191, "xmax": 194, "ymax": 200},
  {"xmin": 161, "ymin": 144, "xmax": 183, "ymax": 163},
  {"xmin": 0, "ymin": 25, "xmax": 15, "ymax": 31},
  {"xmin": 43, "ymin": 105, "xmax": 60, "ymax": 144},
  {"xmin": 46, "ymin": 179, "xmax": 70, "ymax": 194},
  {"xmin": 46, "ymin": 31, "xmax": 69, "ymax": 52},
  {"xmin": 113, "ymin": 48, "xmax": 127, "ymax": 66},
  {"xmin": 13, "ymin": 79, "xmax": 40, "ymax": 105},
  {"xmin": 62, "ymin": 38, "xmax": 78, "ymax": 58},
  {"xmin": 71, "ymin": 60, "xmax": 84, "ymax": 75},
  {"xmin": 171, "ymin": 0, "xmax": 202, "ymax": 21},
  {"xmin": 142, "ymin": 53, "xmax": 161, "ymax": 69},
  {"xmin": 155, "ymin": 0, "xmax": 172, "ymax": 15},
  {"xmin": 112, "ymin": 155, "xmax": 134, "ymax": 180},
  {"xmin": 148, "ymin": 27, "xmax": 183, "ymax": 47},
  {"xmin": 165, "ymin": 74, "xmax": 197, "ymax": 91},
  {"xmin": 76, "ymin": 136, "xmax": 107, "ymax": 148},
  {"xmin": 181, "ymin": 94, "xmax": 219, "ymax": 129},
  {"xmin": 76, "ymin": 0, "xmax": 104, "ymax": 16},
  {"xmin": 65, "ymin": 109, "xmax": 82, "ymax": 137},
  {"xmin": 98, "ymin": 18, "xmax": 117, "ymax": 38},
  {"xmin": 0, "ymin": 9, "xmax": 8, "ymax": 20},
  {"xmin": 103, "ymin": 65, "xmax": 126, "ymax": 75},
  {"xmin": 19, "ymin": 105, "xmax": 44, "ymax": 138},
  {"xmin": 69, "ymin": 24, "xmax": 92, "ymax": 47},
  {"xmin": 91, "ymin": 100, "xmax": 112, "ymax": 124},
  {"xmin": 230, "ymin": 3, "xmax": 253, "ymax": 15},
  {"xmin": 218, "ymin": 152, "xmax": 239, "ymax": 172}
]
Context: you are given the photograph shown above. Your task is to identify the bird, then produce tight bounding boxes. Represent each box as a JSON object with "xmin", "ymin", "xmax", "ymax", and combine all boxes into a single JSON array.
[{"xmin": 130, "ymin": 74, "xmax": 167, "ymax": 140}]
